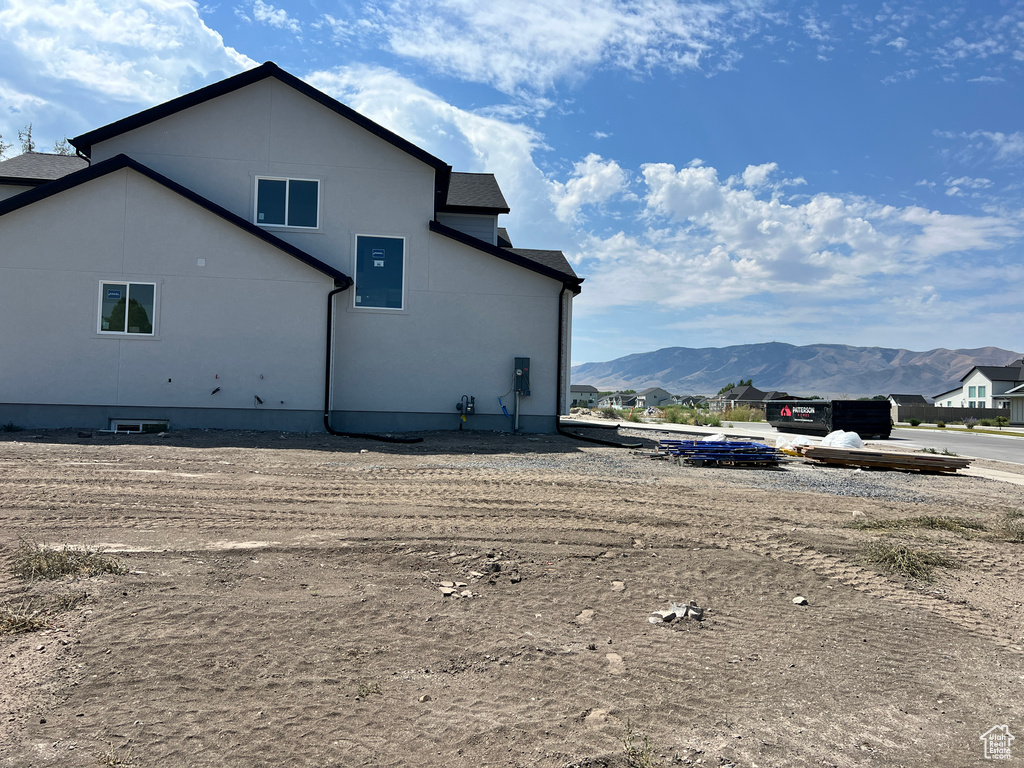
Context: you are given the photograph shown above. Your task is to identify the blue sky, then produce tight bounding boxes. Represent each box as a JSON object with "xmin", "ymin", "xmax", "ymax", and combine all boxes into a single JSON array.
[{"xmin": 2, "ymin": 0, "xmax": 1022, "ymax": 364}]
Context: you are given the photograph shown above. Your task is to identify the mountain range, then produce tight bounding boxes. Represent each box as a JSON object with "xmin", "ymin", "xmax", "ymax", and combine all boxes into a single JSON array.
[{"xmin": 570, "ymin": 343, "xmax": 1024, "ymax": 398}]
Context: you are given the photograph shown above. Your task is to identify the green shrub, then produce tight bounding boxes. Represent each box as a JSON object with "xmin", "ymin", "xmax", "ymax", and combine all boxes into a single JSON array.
[
  {"xmin": 936, "ymin": 421, "xmax": 945, "ymax": 428},
  {"xmin": 978, "ymin": 418, "xmax": 995, "ymax": 427},
  {"xmin": 907, "ymin": 418, "xmax": 921, "ymax": 427},
  {"xmin": 995, "ymin": 416, "xmax": 1010, "ymax": 427},
  {"xmin": 1, "ymin": 422, "xmax": 23, "ymax": 432},
  {"xmin": 964, "ymin": 418, "xmax": 978, "ymax": 430}
]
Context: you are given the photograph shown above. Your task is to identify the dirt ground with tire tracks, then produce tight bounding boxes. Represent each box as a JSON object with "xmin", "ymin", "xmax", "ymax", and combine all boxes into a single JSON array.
[{"xmin": 1, "ymin": 427, "xmax": 1022, "ymax": 767}]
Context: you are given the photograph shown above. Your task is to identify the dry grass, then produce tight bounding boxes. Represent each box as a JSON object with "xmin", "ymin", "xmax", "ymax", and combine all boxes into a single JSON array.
[
  {"xmin": 0, "ymin": 601, "xmax": 52, "ymax": 635},
  {"xmin": 93, "ymin": 742, "xmax": 134, "ymax": 766},
  {"xmin": 847, "ymin": 516, "xmax": 986, "ymax": 537},
  {"xmin": 863, "ymin": 542, "xmax": 959, "ymax": 581},
  {"xmin": 12, "ymin": 539, "xmax": 127, "ymax": 581},
  {"xmin": 993, "ymin": 511, "xmax": 1024, "ymax": 543}
]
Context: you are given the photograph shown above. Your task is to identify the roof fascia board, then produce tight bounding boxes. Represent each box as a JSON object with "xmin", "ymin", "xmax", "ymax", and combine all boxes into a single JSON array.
[
  {"xmin": 0, "ymin": 176, "xmax": 47, "ymax": 186},
  {"xmin": 429, "ymin": 219, "xmax": 582, "ymax": 294},
  {"xmin": 438, "ymin": 203, "xmax": 511, "ymax": 215},
  {"xmin": 0, "ymin": 154, "xmax": 352, "ymax": 288}
]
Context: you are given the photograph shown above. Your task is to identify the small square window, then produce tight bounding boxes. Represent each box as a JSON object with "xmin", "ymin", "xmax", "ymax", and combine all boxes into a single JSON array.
[
  {"xmin": 354, "ymin": 235, "xmax": 404, "ymax": 310},
  {"xmin": 99, "ymin": 282, "xmax": 155, "ymax": 335},
  {"xmin": 255, "ymin": 177, "xmax": 319, "ymax": 228}
]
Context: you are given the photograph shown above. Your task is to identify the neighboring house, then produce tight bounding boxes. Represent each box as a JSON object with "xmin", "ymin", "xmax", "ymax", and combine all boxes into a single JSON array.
[
  {"xmin": 933, "ymin": 359, "xmax": 1024, "ymax": 410},
  {"xmin": 636, "ymin": 387, "xmax": 672, "ymax": 409},
  {"xmin": 569, "ymin": 384, "xmax": 598, "ymax": 408},
  {"xmin": 0, "ymin": 151, "xmax": 88, "ymax": 202},
  {"xmin": 887, "ymin": 393, "xmax": 929, "ymax": 423},
  {"xmin": 597, "ymin": 393, "xmax": 637, "ymax": 409},
  {"xmin": 671, "ymin": 394, "xmax": 706, "ymax": 408},
  {"xmin": 1004, "ymin": 383, "xmax": 1024, "ymax": 426},
  {"xmin": 707, "ymin": 385, "xmax": 793, "ymax": 413},
  {"xmin": 0, "ymin": 62, "xmax": 582, "ymax": 434}
]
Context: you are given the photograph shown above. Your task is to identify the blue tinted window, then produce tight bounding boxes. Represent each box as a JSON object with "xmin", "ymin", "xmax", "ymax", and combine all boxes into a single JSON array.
[
  {"xmin": 355, "ymin": 236, "xmax": 404, "ymax": 309},
  {"xmin": 256, "ymin": 178, "xmax": 318, "ymax": 227}
]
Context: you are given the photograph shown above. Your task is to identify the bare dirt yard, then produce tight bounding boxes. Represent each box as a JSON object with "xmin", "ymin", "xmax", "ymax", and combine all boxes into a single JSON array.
[{"xmin": 1, "ymin": 427, "xmax": 1022, "ymax": 767}]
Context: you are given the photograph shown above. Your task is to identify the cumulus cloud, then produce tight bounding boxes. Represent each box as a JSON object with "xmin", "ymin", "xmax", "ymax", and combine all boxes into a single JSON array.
[
  {"xmin": 573, "ymin": 159, "xmax": 1021, "ymax": 318},
  {"xmin": 549, "ymin": 154, "xmax": 633, "ymax": 224},
  {"xmin": 361, "ymin": 0, "xmax": 776, "ymax": 96},
  {"xmin": 0, "ymin": 0, "xmax": 255, "ymax": 105},
  {"xmin": 252, "ymin": 0, "xmax": 300, "ymax": 35}
]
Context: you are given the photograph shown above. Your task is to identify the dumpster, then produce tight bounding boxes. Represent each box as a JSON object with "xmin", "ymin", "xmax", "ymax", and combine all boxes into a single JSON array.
[{"xmin": 764, "ymin": 400, "xmax": 891, "ymax": 439}]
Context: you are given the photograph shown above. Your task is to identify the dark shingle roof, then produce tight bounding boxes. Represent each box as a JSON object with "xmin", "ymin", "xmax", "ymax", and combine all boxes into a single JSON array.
[
  {"xmin": 442, "ymin": 173, "xmax": 510, "ymax": 213},
  {"xmin": 0, "ymin": 152, "xmax": 88, "ymax": 183},
  {"xmin": 496, "ymin": 227, "xmax": 512, "ymax": 247},
  {"xmin": 570, "ymin": 384, "xmax": 599, "ymax": 393},
  {"xmin": 504, "ymin": 248, "xmax": 576, "ymax": 280},
  {"xmin": 715, "ymin": 385, "xmax": 768, "ymax": 401},
  {"xmin": 961, "ymin": 365, "xmax": 1024, "ymax": 383},
  {"xmin": 888, "ymin": 394, "xmax": 928, "ymax": 405},
  {"xmin": 428, "ymin": 219, "xmax": 582, "ymax": 293}
]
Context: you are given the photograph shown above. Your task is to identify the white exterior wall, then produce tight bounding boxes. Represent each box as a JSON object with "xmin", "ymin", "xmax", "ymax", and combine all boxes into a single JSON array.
[
  {"xmin": 89, "ymin": 79, "xmax": 437, "ymax": 279},
  {"xmin": 0, "ymin": 184, "xmax": 34, "ymax": 202},
  {"xmin": 0, "ymin": 169, "xmax": 332, "ymax": 420},
  {"xmin": 331, "ymin": 232, "xmax": 561, "ymax": 422}
]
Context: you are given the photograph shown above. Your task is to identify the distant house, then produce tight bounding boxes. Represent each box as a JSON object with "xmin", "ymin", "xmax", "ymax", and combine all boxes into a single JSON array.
[
  {"xmin": 636, "ymin": 387, "xmax": 672, "ymax": 408},
  {"xmin": 933, "ymin": 359, "xmax": 1024, "ymax": 410},
  {"xmin": 707, "ymin": 385, "xmax": 794, "ymax": 413},
  {"xmin": 569, "ymin": 384, "xmax": 598, "ymax": 408},
  {"xmin": 671, "ymin": 394, "xmax": 706, "ymax": 408},
  {"xmin": 597, "ymin": 392, "xmax": 637, "ymax": 409},
  {"xmin": 887, "ymin": 393, "xmax": 929, "ymax": 423},
  {"xmin": 1004, "ymin": 383, "xmax": 1024, "ymax": 425}
]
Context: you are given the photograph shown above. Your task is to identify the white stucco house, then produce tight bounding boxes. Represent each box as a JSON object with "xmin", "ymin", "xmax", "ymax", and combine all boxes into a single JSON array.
[
  {"xmin": 933, "ymin": 360, "xmax": 1024, "ymax": 410},
  {"xmin": 0, "ymin": 62, "xmax": 582, "ymax": 434}
]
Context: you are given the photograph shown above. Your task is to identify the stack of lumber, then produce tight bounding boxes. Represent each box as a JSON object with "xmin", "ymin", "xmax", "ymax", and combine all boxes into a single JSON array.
[
  {"xmin": 660, "ymin": 440, "xmax": 780, "ymax": 468},
  {"xmin": 800, "ymin": 446, "xmax": 973, "ymax": 474}
]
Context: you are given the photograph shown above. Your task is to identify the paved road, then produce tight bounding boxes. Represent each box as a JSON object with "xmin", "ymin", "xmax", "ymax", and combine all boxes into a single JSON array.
[{"xmin": 563, "ymin": 418, "xmax": 1024, "ymax": 465}]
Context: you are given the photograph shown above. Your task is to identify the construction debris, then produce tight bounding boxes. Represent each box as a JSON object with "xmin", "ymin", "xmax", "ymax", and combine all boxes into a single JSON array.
[
  {"xmin": 658, "ymin": 439, "xmax": 781, "ymax": 468},
  {"xmin": 799, "ymin": 446, "xmax": 973, "ymax": 474},
  {"xmin": 648, "ymin": 600, "xmax": 705, "ymax": 625}
]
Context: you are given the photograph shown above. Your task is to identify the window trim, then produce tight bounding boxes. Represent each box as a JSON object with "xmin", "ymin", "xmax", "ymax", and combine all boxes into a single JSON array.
[
  {"xmin": 352, "ymin": 233, "xmax": 406, "ymax": 312},
  {"xmin": 97, "ymin": 280, "xmax": 158, "ymax": 336},
  {"xmin": 253, "ymin": 176, "xmax": 321, "ymax": 229}
]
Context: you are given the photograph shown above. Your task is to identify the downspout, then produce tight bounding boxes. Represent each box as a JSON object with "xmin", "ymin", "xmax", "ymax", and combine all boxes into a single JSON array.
[
  {"xmin": 323, "ymin": 282, "xmax": 423, "ymax": 444},
  {"xmin": 554, "ymin": 285, "xmax": 640, "ymax": 448}
]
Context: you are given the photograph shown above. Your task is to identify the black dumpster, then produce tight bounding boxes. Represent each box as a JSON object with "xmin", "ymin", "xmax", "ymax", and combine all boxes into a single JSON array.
[{"xmin": 764, "ymin": 400, "xmax": 891, "ymax": 439}]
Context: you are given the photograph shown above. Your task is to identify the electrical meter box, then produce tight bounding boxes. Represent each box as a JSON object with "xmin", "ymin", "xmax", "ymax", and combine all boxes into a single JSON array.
[{"xmin": 514, "ymin": 357, "xmax": 530, "ymax": 396}]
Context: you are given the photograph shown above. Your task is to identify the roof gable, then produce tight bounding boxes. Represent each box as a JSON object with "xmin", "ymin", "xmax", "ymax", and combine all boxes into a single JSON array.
[
  {"xmin": 960, "ymin": 364, "xmax": 1024, "ymax": 383},
  {"xmin": 0, "ymin": 154, "xmax": 352, "ymax": 287},
  {"xmin": 70, "ymin": 62, "xmax": 450, "ymax": 176}
]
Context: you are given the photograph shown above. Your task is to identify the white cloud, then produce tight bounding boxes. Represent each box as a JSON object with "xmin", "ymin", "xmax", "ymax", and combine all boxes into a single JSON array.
[
  {"xmin": 252, "ymin": 0, "xmax": 299, "ymax": 35},
  {"xmin": 0, "ymin": 0, "xmax": 255, "ymax": 105},
  {"xmin": 887, "ymin": 36, "xmax": 908, "ymax": 51},
  {"xmin": 362, "ymin": 0, "xmax": 777, "ymax": 96},
  {"xmin": 549, "ymin": 153, "xmax": 633, "ymax": 224},
  {"xmin": 741, "ymin": 161, "xmax": 777, "ymax": 189},
  {"xmin": 573, "ymin": 159, "xmax": 1021, "ymax": 318}
]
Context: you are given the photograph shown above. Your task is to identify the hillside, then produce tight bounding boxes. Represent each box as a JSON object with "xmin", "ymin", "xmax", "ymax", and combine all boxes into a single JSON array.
[{"xmin": 570, "ymin": 343, "xmax": 1024, "ymax": 398}]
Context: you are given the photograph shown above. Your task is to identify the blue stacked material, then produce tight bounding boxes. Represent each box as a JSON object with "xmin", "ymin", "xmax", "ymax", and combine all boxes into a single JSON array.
[{"xmin": 659, "ymin": 440, "xmax": 780, "ymax": 467}]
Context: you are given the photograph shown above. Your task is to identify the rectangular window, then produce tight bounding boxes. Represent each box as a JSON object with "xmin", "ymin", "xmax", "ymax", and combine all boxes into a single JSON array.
[
  {"xmin": 98, "ymin": 282, "xmax": 155, "ymax": 335},
  {"xmin": 354, "ymin": 235, "xmax": 405, "ymax": 310},
  {"xmin": 968, "ymin": 386, "xmax": 976, "ymax": 398},
  {"xmin": 978, "ymin": 386, "xmax": 986, "ymax": 398},
  {"xmin": 255, "ymin": 177, "xmax": 319, "ymax": 228}
]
